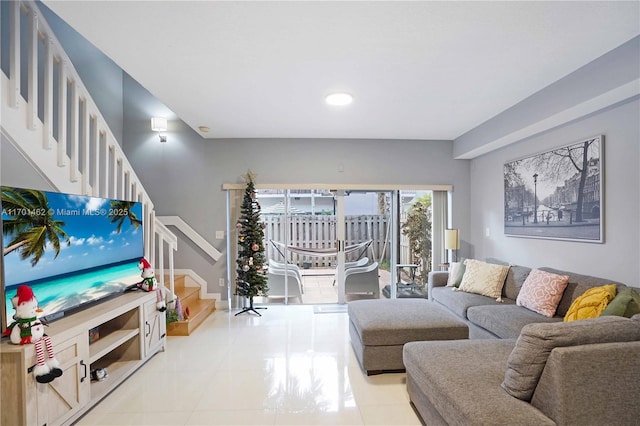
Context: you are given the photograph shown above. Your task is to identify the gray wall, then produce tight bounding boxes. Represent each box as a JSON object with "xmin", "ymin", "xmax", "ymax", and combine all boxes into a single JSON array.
[
  {"xmin": 468, "ymin": 99, "xmax": 639, "ymax": 285},
  {"xmin": 121, "ymin": 75, "xmax": 471, "ymax": 296},
  {"xmin": 458, "ymin": 37, "xmax": 640, "ymax": 287}
]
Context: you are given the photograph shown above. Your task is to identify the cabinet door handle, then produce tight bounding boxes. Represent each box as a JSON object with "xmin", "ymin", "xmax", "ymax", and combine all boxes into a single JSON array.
[
  {"xmin": 146, "ymin": 321, "xmax": 151, "ymax": 337},
  {"xmin": 80, "ymin": 360, "xmax": 87, "ymax": 382}
]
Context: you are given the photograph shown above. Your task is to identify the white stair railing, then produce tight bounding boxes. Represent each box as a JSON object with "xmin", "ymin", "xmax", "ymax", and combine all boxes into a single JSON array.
[
  {"xmin": 153, "ymin": 216, "xmax": 178, "ymax": 297},
  {"xmin": 1, "ymin": 0, "xmax": 177, "ymax": 282},
  {"xmin": 156, "ymin": 216, "xmax": 222, "ymax": 262}
]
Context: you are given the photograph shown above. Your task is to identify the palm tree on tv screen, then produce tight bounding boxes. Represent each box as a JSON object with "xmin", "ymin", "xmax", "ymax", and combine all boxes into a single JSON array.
[
  {"xmin": 2, "ymin": 188, "xmax": 70, "ymax": 266},
  {"xmin": 107, "ymin": 200, "xmax": 142, "ymax": 233}
]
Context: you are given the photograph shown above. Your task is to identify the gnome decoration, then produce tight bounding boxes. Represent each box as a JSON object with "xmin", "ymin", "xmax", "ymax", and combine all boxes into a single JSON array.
[
  {"xmin": 128, "ymin": 258, "xmax": 166, "ymax": 312},
  {"xmin": 3, "ymin": 285, "xmax": 63, "ymax": 383}
]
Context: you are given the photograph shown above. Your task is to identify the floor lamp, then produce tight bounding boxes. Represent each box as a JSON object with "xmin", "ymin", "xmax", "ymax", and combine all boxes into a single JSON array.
[{"xmin": 445, "ymin": 229, "xmax": 459, "ymax": 263}]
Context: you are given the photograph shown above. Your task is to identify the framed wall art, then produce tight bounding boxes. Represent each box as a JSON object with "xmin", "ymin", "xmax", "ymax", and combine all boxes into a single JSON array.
[{"xmin": 504, "ymin": 135, "xmax": 603, "ymax": 243}]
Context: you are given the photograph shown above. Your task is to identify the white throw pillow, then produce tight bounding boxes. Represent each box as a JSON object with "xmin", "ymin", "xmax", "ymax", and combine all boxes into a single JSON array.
[
  {"xmin": 446, "ymin": 262, "xmax": 461, "ymax": 287},
  {"xmin": 458, "ymin": 259, "xmax": 510, "ymax": 300}
]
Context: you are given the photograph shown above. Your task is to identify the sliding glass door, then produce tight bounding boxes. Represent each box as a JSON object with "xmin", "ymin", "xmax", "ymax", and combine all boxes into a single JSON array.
[
  {"xmin": 261, "ymin": 189, "xmax": 339, "ymax": 305},
  {"xmin": 226, "ymin": 184, "xmax": 443, "ymax": 308},
  {"xmin": 335, "ymin": 190, "xmax": 392, "ymax": 303},
  {"xmin": 258, "ymin": 188, "xmax": 392, "ymax": 305}
]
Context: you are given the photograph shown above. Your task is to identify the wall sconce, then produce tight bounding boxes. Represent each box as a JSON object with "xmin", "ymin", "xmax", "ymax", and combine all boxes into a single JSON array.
[
  {"xmin": 151, "ymin": 117, "xmax": 168, "ymax": 142},
  {"xmin": 445, "ymin": 229, "xmax": 459, "ymax": 262}
]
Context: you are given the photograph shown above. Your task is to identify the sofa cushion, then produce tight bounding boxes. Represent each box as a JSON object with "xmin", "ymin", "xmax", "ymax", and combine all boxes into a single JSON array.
[
  {"xmin": 484, "ymin": 259, "xmax": 532, "ymax": 299},
  {"xmin": 458, "ymin": 259, "xmax": 510, "ymax": 300},
  {"xmin": 467, "ymin": 305, "xmax": 560, "ymax": 339},
  {"xmin": 516, "ymin": 269, "xmax": 569, "ymax": 317},
  {"xmin": 501, "ymin": 316, "xmax": 640, "ymax": 401},
  {"xmin": 432, "ymin": 286, "xmax": 514, "ymax": 319},
  {"xmin": 502, "ymin": 265, "xmax": 532, "ymax": 300},
  {"xmin": 539, "ymin": 267, "xmax": 625, "ymax": 317},
  {"xmin": 403, "ymin": 339, "xmax": 555, "ymax": 426},
  {"xmin": 563, "ymin": 284, "xmax": 617, "ymax": 322},
  {"xmin": 602, "ymin": 287, "xmax": 640, "ymax": 318},
  {"xmin": 531, "ymin": 341, "xmax": 640, "ymax": 426}
]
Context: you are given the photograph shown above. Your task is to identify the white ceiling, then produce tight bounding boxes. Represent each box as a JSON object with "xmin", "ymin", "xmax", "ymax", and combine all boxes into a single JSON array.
[{"xmin": 42, "ymin": 1, "xmax": 640, "ymax": 141}]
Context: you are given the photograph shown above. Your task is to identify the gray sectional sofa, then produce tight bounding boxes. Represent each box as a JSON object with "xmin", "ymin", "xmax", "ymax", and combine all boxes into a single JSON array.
[
  {"xmin": 403, "ymin": 260, "xmax": 640, "ymax": 425},
  {"xmin": 428, "ymin": 259, "xmax": 627, "ymax": 338}
]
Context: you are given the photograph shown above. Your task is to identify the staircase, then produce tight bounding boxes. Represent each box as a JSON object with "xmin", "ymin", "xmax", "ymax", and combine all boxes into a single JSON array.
[
  {"xmin": 2, "ymin": 0, "xmax": 219, "ymax": 324},
  {"xmin": 166, "ymin": 275, "xmax": 216, "ymax": 336}
]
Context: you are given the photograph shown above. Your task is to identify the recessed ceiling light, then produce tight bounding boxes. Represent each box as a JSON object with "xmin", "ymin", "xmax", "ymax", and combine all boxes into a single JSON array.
[
  {"xmin": 325, "ymin": 93, "xmax": 353, "ymax": 106},
  {"xmin": 198, "ymin": 126, "xmax": 210, "ymax": 133}
]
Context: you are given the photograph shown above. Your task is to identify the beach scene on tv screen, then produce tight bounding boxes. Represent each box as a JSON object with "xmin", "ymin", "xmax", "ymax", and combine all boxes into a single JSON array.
[{"xmin": 2, "ymin": 187, "xmax": 144, "ymax": 324}]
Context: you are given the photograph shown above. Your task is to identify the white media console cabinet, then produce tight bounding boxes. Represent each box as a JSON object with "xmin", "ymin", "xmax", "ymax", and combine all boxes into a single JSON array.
[{"xmin": 1, "ymin": 291, "xmax": 166, "ymax": 426}]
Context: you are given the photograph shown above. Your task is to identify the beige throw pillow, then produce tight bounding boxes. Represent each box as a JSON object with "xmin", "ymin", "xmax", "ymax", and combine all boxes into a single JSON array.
[{"xmin": 458, "ymin": 259, "xmax": 510, "ymax": 300}]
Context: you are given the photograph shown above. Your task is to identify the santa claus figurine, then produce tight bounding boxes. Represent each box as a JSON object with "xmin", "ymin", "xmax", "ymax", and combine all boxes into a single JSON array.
[
  {"xmin": 130, "ymin": 258, "xmax": 166, "ymax": 312},
  {"xmin": 3, "ymin": 285, "xmax": 63, "ymax": 383}
]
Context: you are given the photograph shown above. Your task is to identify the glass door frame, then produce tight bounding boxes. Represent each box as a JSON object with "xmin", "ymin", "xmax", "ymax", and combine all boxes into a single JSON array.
[{"xmin": 224, "ymin": 183, "xmax": 453, "ymax": 309}]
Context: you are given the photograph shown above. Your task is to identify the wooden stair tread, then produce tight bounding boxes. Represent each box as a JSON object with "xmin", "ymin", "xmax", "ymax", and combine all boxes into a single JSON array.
[
  {"xmin": 167, "ymin": 298, "xmax": 216, "ymax": 336},
  {"xmin": 174, "ymin": 285, "xmax": 199, "ymax": 298},
  {"xmin": 163, "ymin": 274, "xmax": 216, "ymax": 336}
]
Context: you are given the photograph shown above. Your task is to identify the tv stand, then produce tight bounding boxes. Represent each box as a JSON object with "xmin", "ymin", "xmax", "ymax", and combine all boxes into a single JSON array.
[{"xmin": 1, "ymin": 291, "xmax": 166, "ymax": 426}]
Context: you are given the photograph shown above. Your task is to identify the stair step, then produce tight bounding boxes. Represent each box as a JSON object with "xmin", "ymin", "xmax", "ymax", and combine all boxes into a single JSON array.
[
  {"xmin": 167, "ymin": 298, "xmax": 216, "ymax": 336},
  {"xmin": 175, "ymin": 285, "xmax": 200, "ymax": 306},
  {"xmin": 162, "ymin": 274, "xmax": 216, "ymax": 336}
]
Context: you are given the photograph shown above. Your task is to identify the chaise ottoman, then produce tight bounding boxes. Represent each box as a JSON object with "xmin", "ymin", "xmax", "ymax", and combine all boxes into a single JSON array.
[{"xmin": 348, "ymin": 298, "xmax": 468, "ymax": 375}]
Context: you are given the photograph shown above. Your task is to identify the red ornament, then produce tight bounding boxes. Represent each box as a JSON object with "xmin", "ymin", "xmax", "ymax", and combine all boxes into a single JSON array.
[{"xmin": 252, "ymin": 243, "xmax": 259, "ymax": 251}]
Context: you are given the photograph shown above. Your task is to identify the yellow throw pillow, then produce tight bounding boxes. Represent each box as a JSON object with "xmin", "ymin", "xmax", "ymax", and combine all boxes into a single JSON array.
[{"xmin": 564, "ymin": 284, "xmax": 617, "ymax": 322}]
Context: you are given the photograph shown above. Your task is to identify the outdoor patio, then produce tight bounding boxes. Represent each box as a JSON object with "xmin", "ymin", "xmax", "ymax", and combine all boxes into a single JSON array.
[{"xmin": 255, "ymin": 267, "xmax": 402, "ymax": 305}]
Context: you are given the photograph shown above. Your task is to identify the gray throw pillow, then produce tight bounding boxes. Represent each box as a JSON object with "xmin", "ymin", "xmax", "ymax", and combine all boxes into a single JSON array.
[
  {"xmin": 501, "ymin": 316, "xmax": 640, "ymax": 401},
  {"xmin": 503, "ymin": 265, "xmax": 532, "ymax": 300}
]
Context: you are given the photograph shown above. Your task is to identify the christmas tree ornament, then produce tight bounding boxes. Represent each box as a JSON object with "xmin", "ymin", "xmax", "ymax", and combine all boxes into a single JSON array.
[{"xmin": 234, "ymin": 173, "xmax": 269, "ymax": 316}]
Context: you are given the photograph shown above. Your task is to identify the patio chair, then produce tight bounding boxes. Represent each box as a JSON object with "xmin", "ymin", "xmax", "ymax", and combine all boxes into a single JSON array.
[
  {"xmin": 268, "ymin": 259, "xmax": 304, "ymax": 293},
  {"xmin": 266, "ymin": 269, "xmax": 304, "ymax": 302},
  {"xmin": 345, "ymin": 257, "xmax": 370, "ymax": 269},
  {"xmin": 332, "ymin": 257, "xmax": 370, "ymax": 286},
  {"xmin": 344, "ymin": 262, "xmax": 380, "ymax": 298}
]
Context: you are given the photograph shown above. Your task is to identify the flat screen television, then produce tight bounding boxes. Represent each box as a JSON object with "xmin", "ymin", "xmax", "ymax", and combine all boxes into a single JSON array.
[{"xmin": 2, "ymin": 186, "xmax": 144, "ymax": 330}]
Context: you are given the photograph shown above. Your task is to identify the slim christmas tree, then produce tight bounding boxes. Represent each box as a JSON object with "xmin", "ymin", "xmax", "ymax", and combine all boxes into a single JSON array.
[{"xmin": 234, "ymin": 174, "xmax": 269, "ymax": 316}]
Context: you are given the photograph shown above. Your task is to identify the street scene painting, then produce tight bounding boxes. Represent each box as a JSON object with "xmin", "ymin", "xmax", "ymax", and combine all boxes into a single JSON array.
[{"xmin": 504, "ymin": 135, "xmax": 603, "ymax": 243}]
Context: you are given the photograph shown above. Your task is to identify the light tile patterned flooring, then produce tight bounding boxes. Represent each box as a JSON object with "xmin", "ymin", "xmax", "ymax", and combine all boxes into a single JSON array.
[{"xmin": 75, "ymin": 302, "xmax": 422, "ymax": 425}]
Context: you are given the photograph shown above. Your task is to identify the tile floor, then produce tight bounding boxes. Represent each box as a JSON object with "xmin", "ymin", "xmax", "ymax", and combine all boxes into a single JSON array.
[{"xmin": 75, "ymin": 304, "xmax": 422, "ymax": 425}]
